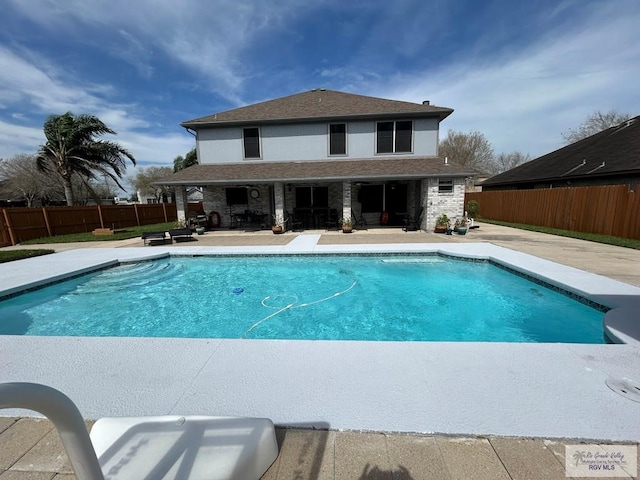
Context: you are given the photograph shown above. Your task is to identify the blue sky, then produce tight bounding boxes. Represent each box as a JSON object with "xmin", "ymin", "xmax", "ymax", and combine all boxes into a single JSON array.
[{"xmin": 1, "ymin": 0, "xmax": 639, "ymax": 181}]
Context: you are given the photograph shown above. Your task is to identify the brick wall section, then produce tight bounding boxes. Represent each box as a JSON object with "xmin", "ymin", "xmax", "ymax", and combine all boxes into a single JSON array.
[
  {"xmin": 175, "ymin": 187, "xmax": 188, "ymax": 225},
  {"xmin": 342, "ymin": 182, "xmax": 352, "ymax": 221},
  {"xmin": 203, "ymin": 186, "xmax": 271, "ymax": 227},
  {"xmin": 423, "ymin": 178, "xmax": 466, "ymax": 230},
  {"xmin": 203, "ymin": 187, "xmax": 227, "ymax": 226}
]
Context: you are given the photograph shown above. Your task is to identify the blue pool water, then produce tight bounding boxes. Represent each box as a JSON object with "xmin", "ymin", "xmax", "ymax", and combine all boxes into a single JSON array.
[{"xmin": 0, "ymin": 255, "xmax": 605, "ymax": 343}]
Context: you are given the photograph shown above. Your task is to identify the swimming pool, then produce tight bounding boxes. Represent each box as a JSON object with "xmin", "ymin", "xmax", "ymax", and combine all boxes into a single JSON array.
[{"xmin": 0, "ymin": 254, "xmax": 606, "ymax": 343}]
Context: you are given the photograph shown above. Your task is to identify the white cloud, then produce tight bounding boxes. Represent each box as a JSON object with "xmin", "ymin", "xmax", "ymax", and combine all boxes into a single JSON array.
[
  {"xmin": 112, "ymin": 30, "xmax": 155, "ymax": 79},
  {"xmin": 0, "ymin": 120, "xmax": 44, "ymax": 158},
  {"xmin": 369, "ymin": 1, "xmax": 640, "ymax": 158},
  {"xmin": 4, "ymin": 0, "xmax": 320, "ymax": 104},
  {"xmin": 0, "ymin": 43, "xmax": 189, "ymax": 164},
  {"xmin": 118, "ymin": 130, "xmax": 194, "ymax": 169},
  {"xmin": 0, "ymin": 46, "xmax": 110, "ymax": 114}
]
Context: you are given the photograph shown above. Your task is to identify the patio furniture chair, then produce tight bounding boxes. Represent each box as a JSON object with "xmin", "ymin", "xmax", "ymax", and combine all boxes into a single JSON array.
[
  {"xmin": 188, "ymin": 211, "xmax": 208, "ymax": 229},
  {"xmin": 0, "ymin": 382, "xmax": 279, "ymax": 480},
  {"xmin": 351, "ymin": 210, "xmax": 368, "ymax": 230},
  {"xmin": 286, "ymin": 210, "xmax": 304, "ymax": 232},
  {"xmin": 244, "ymin": 212, "xmax": 268, "ymax": 232},
  {"xmin": 141, "ymin": 231, "xmax": 168, "ymax": 246},
  {"xmin": 169, "ymin": 228, "xmax": 195, "ymax": 242},
  {"xmin": 325, "ymin": 208, "xmax": 340, "ymax": 230},
  {"xmin": 403, "ymin": 208, "xmax": 423, "ymax": 232}
]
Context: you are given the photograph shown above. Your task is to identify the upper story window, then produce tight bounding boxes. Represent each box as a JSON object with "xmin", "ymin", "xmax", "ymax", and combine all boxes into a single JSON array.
[
  {"xmin": 376, "ymin": 120, "xmax": 413, "ymax": 154},
  {"xmin": 329, "ymin": 123, "xmax": 347, "ymax": 155},
  {"xmin": 243, "ymin": 127, "xmax": 261, "ymax": 158}
]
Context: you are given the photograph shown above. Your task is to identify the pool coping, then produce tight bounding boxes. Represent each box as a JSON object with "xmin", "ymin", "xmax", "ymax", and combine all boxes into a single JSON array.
[{"xmin": 1, "ymin": 240, "xmax": 640, "ymax": 441}]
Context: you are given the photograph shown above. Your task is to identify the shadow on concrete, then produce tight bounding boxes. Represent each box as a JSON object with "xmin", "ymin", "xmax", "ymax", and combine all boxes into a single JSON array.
[
  {"xmin": 272, "ymin": 422, "xmax": 331, "ymax": 480},
  {"xmin": 359, "ymin": 463, "xmax": 414, "ymax": 480}
]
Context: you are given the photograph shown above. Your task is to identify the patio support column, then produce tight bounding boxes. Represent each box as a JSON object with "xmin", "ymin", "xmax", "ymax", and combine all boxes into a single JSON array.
[
  {"xmin": 175, "ymin": 185, "xmax": 188, "ymax": 225},
  {"xmin": 342, "ymin": 181, "xmax": 352, "ymax": 221},
  {"xmin": 273, "ymin": 182, "xmax": 285, "ymax": 228},
  {"xmin": 421, "ymin": 179, "xmax": 432, "ymax": 231}
]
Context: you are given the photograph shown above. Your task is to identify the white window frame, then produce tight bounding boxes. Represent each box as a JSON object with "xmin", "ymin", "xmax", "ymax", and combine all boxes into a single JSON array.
[
  {"xmin": 328, "ymin": 123, "xmax": 348, "ymax": 156},
  {"xmin": 242, "ymin": 126, "xmax": 262, "ymax": 159},
  {"xmin": 376, "ymin": 120, "xmax": 414, "ymax": 154}
]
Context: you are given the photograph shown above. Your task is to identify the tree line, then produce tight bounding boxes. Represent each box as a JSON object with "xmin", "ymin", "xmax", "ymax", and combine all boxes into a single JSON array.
[{"xmin": 0, "ymin": 110, "xmax": 630, "ymax": 207}]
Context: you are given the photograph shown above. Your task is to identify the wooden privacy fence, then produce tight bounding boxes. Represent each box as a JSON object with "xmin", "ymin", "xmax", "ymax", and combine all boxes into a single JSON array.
[
  {"xmin": 0, "ymin": 203, "xmax": 178, "ymax": 247},
  {"xmin": 465, "ymin": 185, "xmax": 640, "ymax": 240}
]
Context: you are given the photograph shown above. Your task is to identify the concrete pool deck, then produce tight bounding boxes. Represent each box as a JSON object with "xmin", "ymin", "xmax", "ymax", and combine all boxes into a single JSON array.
[{"xmin": 1, "ymin": 224, "xmax": 640, "ymax": 478}]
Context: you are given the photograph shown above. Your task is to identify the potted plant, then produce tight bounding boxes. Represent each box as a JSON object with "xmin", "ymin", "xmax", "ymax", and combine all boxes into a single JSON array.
[
  {"xmin": 455, "ymin": 217, "xmax": 468, "ymax": 235},
  {"xmin": 272, "ymin": 214, "xmax": 286, "ymax": 234},
  {"xmin": 466, "ymin": 200, "xmax": 479, "ymax": 220},
  {"xmin": 434, "ymin": 214, "xmax": 450, "ymax": 233},
  {"xmin": 340, "ymin": 217, "xmax": 354, "ymax": 233}
]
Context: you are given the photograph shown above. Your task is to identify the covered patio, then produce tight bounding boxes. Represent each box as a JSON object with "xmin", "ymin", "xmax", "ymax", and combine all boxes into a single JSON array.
[{"xmin": 160, "ymin": 157, "xmax": 471, "ymax": 233}]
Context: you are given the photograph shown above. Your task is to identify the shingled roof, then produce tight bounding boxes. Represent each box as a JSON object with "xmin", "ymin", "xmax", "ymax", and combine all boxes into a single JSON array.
[
  {"xmin": 182, "ymin": 89, "xmax": 453, "ymax": 128},
  {"xmin": 483, "ymin": 116, "xmax": 640, "ymax": 187},
  {"xmin": 159, "ymin": 157, "xmax": 472, "ymax": 185}
]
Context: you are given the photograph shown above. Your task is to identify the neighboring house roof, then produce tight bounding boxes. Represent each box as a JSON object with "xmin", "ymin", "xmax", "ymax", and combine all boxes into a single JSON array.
[
  {"xmin": 186, "ymin": 186, "xmax": 203, "ymax": 201},
  {"xmin": 483, "ymin": 116, "xmax": 640, "ymax": 187},
  {"xmin": 182, "ymin": 89, "xmax": 453, "ymax": 128},
  {"xmin": 159, "ymin": 157, "xmax": 473, "ymax": 185}
]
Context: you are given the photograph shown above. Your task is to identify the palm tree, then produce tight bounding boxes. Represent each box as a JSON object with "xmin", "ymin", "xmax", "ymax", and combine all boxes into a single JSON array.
[{"xmin": 37, "ymin": 112, "xmax": 136, "ymax": 206}]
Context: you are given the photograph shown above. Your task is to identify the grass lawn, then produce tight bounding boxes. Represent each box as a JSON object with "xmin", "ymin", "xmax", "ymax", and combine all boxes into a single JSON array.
[
  {"xmin": 481, "ymin": 219, "xmax": 640, "ymax": 250},
  {"xmin": 0, "ymin": 249, "xmax": 55, "ymax": 263},
  {"xmin": 20, "ymin": 222, "xmax": 178, "ymax": 244}
]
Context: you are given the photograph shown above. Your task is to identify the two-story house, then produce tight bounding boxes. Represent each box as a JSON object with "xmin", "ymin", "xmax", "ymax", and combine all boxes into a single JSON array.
[{"xmin": 162, "ymin": 89, "xmax": 472, "ymax": 231}]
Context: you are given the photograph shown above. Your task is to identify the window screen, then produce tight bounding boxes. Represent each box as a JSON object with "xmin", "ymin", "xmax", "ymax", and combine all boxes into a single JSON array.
[
  {"xmin": 395, "ymin": 121, "xmax": 412, "ymax": 152},
  {"xmin": 329, "ymin": 124, "xmax": 346, "ymax": 155},
  {"xmin": 376, "ymin": 122, "xmax": 394, "ymax": 153},
  {"xmin": 376, "ymin": 121, "xmax": 412, "ymax": 153},
  {"xmin": 243, "ymin": 127, "xmax": 260, "ymax": 158}
]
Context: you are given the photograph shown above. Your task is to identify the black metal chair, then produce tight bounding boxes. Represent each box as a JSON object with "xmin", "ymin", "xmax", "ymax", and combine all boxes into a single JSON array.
[
  {"xmin": 325, "ymin": 208, "xmax": 340, "ymax": 230},
  {"xmin": 351, "ymin": 210, "xmax": 368, "ymax": 230},
  {"xmin": 403, "ymin": 208, "xmax": 423, "ymax": 232},
  {"xmin": 286, "ymin": 211, "xmax": 304, "ymax": 232}
]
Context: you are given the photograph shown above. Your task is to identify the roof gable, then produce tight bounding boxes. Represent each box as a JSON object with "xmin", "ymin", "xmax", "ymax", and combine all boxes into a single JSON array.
[
  {"xmin": 484, "ymin": 116, "xmax": 640, "ymax": 186},
  {"xmin": 182, "ymin": 89, "xmax": 453, "ymax": 128}
]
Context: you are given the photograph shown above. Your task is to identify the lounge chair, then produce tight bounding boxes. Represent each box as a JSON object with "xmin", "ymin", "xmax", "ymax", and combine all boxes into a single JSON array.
[
  {"xmin": 169, "ymin": 228, "xmax": 195, "ymax": 242},
  {"xmin": 0, "ymin": 382, "xmax": 279, "ymax": 480},
  {"xmin": 141, "ymin": 231, "xmax": 168, "ymax": 246}
]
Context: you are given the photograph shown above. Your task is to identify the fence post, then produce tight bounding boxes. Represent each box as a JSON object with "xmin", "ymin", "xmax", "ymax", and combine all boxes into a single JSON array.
[
  {"xmin": 97, "ymin": 205, "xmax": 104, "ymax": 229},
  {"xmin": 42, "ymin": 207, "xmax": 53, "ymax": 237},
  {"xmin": 2, "ymin": 208, "xmax": 17, "ymax": 246},
  {"xmin": 162, "ymin": 202, "xmax": 168, "ymax": 223},
  {"xmin": 133, "ymin": 203, "xmax": 140, "ymax": 226}
]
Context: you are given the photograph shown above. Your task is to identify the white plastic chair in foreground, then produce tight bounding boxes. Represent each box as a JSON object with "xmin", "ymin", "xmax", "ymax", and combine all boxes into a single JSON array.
[{"xmin": 0, "ymin": 383, "xmax": 279, "ymax": 480}]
